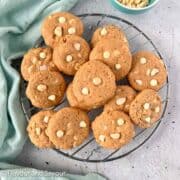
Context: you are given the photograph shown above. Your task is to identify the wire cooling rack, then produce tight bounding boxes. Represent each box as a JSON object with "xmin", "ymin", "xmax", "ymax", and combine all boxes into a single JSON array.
[{"xmin": 13, "ymin": 14, "xmax": 169, "ymax": 163}]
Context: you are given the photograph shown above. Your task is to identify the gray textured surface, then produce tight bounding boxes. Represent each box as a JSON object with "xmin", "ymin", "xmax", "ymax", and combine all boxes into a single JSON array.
[{"xmin": 15, "ymin": 0, "xmax": 180, "ymax": 179}]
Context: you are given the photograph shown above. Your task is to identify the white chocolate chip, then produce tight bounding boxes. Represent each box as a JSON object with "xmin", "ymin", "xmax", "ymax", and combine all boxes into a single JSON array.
[
  {"xmin": 74, "ymin": 43, "xmax": 81, "ymax": 51},
  {"xmin": 68, "ymin": 27, "xmax": 76, "ymax": 34},
  {"xmin": 140, "ymin": 57, "xmax": 147, "ymax": 64},
  {"xmin": 103, "ymin": 51, "xmax": 110, "ymax": 59},
  {"xmin": 79, "ymin": 121, "xmax": 87, "ymax": 128},
  {"xmin": 115, "ymin": 63, "xmax": 121, "ymax": 70},
  {"xmin": 116, "ymin": 97, "xmax": 126, "ymax": 106},
  {"xmin": 100, "ymin": 28, "xmax": 107, "ymax": 36},
  {"xmin": 37, "ymin": 84, "xmax": 47, "ymax": 92},
  {"xmin": 155, "ymin": 106, "xmax": 160, "ymax": 113},
  {"xmin": 146, "ymin": 69, "xmax": 151, "ymax": 76},
  {"xmin": 58, "ymin": 16, "xmax": 66, "ymax": 23},
  {"xmin": 110, "ymin": 133, "xmax": 120, "ymax": 139},
  {"xmin": 117, "ymin": 118, "xmax": 125, "ymax": 126},
  {"xmin": 143, "ymin": 103, "xmax": 150, "ymax": 110},
  {"xmin": 135, "ymin": 79, "xmax": 143, "ymax": 85},
  {"xmin": 56, "ymin": 130, "xmax": 64, "ymax": 138},
  {"xmin": 150, "ymin": 68, "xmax": 159, "ymax": 76},
  {"xmin": 150, "ymin": 79, "xmax": 158, "ymax": 86},
  {"xmin": 144, "ymin": 117, "xmax": 151, "ymax": 123},
  {"xmin": 81, "ymin": 87, "xmax": 89, "ymax": 95},
  {"xmin": 99, "ymin": 135, "xmax": 106, "ymax": 142},
  {"xmin": 66, "ymin": 55, "xmax": 73, "ymax": 62},
  {"xmin": 31, "ymin": 57, "xmax": 37, "ymax": 64},
  {"xmin": 39, "ymin": 52, "xmax": 46, "ymax": 59},
  {"xmin": 92, "ymin": 77, "xmax": 102, "ymax": 86},
  {"xmin": 43, "ymin": 116, "xmax": 49, "ymax": 123},
  {"xmin": 48, "ymin": 95, "xmax": 56, "ymax": 101},
  {"xmin": 54, "ymin": 27, "xmax": 62, "ymax": 37},
  {"xmin": 35, "ymin": 127, "xmax": 41, "ymax": 135}
]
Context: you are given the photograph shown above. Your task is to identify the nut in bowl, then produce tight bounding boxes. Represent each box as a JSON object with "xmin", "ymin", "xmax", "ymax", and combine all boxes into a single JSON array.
[{"xmin": 110, "ymin": 0, "xmax": 160, "ymax": 14}]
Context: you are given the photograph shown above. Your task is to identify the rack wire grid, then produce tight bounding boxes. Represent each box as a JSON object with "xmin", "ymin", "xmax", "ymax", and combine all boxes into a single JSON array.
[{"xmin": 13, "ymin": 14, "xmax": 169, "ymax": 163}]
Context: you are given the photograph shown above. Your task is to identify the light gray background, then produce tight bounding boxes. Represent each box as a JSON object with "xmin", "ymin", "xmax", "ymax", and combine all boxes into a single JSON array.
[{"xmin": 15, "ymin": 0, "xmax": 180, "ymax": 179}]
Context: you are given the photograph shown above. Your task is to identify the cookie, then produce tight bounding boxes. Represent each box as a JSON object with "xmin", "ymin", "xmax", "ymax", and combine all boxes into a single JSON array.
[
  {"xmin": 129, "ymin": 89, "xmax": 162, "ymax": 128},
  {"xmin": 27, "ymin": 110, "xmax": 55, "ymax": 148},
  {"xmin": 128, "ymin": 51, "xmax": 167, "ymax": 91},
  {"xmin": 41, "ymin": 12, "xmax": 84, "ymax": 47},
  {"xmin": 89, "ymin": 38, "xmax": 132, "ymax": 81},
  {"xmin": 46, "ymin": 107, "xmax": 90, "ymax": 149},
  {"xmin": 92, "ymin": 110, "xmax": 135, "ymax": 149},
  {"xmin": 53, "ymin": 35, "xmax": 90, "ymax": 75},
  {"xmin": 104, "ymin": 85, "xmax": 137, "ymax": 113},
  {"xmin": 72, "ymin": 61, "xmax": 116, "ymax": 110},
  {"xmin": 66, "ymin": 83, "xmax": 80, "ymax": 108},
  {"xmin": 21, "ymin": 47, "xmax": 57, "ymax": 81},
  {"xmin": 91, "ymin": 25, "xmax": 128, "ymax": 48},
  {"xmin": 26, "ymin": 71, "xmax": 66, "ymax": 108},
  {"xmin": 66, "ymin": 83, "xmax": 90, "ymax": 111}
]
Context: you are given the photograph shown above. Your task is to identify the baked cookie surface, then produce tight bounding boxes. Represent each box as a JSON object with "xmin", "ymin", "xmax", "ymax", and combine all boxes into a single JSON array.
[
  {"xmin": 46, "ymin": 107, "xmax": 90, "ymax": 149},
  {"xmin": 128, "ymin": 51, "xmax": 167, "ymax": 91},
  {"xmin": 91, "ymin": 25, "xmax": 128, "ymax": 48},
  {"xmin": 129, "ymin": 89, "xmax": 162, "ymax": 128},
  {"xmin": 27, "ymin": 110, "xmax": 55, "ymax": 148},
  {"xmin": 89, "ymin": 38, "xmax": 132, "ymax": 80},
  {"xmin": 104, "ymin": 85, "xmax": 137, "ymax": 113},
  {"xmin": 26, "ymin": 71, "xmax": 66, "ymax": 108},
  {"xmin": 72, "ymin": 61, "xmax": 116, "ymax": 110},
  {"xmin": 53, "ymin": 35, "xmax": 90, "ymax": 75},
  {"xmin": 21, "ymin": 47, "xmax": 57, "ymax": 81},
  {"xmin": 66, "ymin": 83, "xmax": 90, "ymax": 111},
  {"xmin": 41, "ymin": 12, "xmax": 83, "ymax": 47},
  {"xmin": 92, "ymin": 110, "xmax": 135, "ymax": 149}
]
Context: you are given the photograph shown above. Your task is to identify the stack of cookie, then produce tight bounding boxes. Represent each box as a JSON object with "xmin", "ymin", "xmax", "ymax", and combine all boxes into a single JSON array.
[{"xmin": 21, "ymin": 12, "xmax": 167, "ymax": 150}]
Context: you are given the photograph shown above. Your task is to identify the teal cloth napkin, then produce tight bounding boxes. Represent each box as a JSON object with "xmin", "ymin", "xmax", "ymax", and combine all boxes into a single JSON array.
[{"xmin": 0, "ymin": 0, "xmax": 106, "ymax": 179}]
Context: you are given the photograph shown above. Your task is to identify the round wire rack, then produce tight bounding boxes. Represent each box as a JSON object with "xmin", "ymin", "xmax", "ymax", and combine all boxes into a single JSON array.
[{"xmin": 16, "ymin": 14, "xmax": 169, "ymax": 163}]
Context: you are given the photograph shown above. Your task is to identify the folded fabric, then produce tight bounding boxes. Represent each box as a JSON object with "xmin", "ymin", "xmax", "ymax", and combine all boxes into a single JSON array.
[{"xmin": 0, "ymin": 0, "xmax": 106, "ymax": 179}]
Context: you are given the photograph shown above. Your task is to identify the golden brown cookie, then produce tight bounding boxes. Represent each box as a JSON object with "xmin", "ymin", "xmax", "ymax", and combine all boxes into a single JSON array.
[
  {"xmin": 46, "ymin": 107, "xmax": 90, "ymax": 149},
  {"xmin": 66, "ymin": 83, "xmax": 80, "ymax": 108},
  {"xmin": 92, "ymin": 110, "xmax": 135, "ymax": 149},
  {"xmin": 41, "ymin": 12, "xmax": 84, "ymax": 47},
  {"xmin": 89, "ymin": 38, "xmax": 132, "ymax": 81},
  {"xmin": 27, "ymin": 110, "xmax": 55, "ymax": 148},
  {"xmin": 66, "ymin": 83, "xmax": 90, "ymax": 111},
  {"xmin": 53, "ymin": 35, "xmax": 90, "ymax": 75},
  {"xmin": 72, "ymin": 61, "xmax": 116, "ymax": 110},
  {"xmin": 129, "ymin": 89, "xmax": 162, "ymax": 128},
  {"xmin": 128, "ymin": 51, "xmax": 167, "ymax": 91},
  {"xmin": 91, "ymin": 25, "xmax": 128, "ymax": 48},
  {"xmin": 26, "ymin": 71, "xmax": 66, "ymax": 108},
  {"xmin": 104, "ymin": 85, "xmax": 137, "ymax": 113},
  {"xmin": 21, "ymin": 47, "xmax": 57, "ymax": 81}
]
